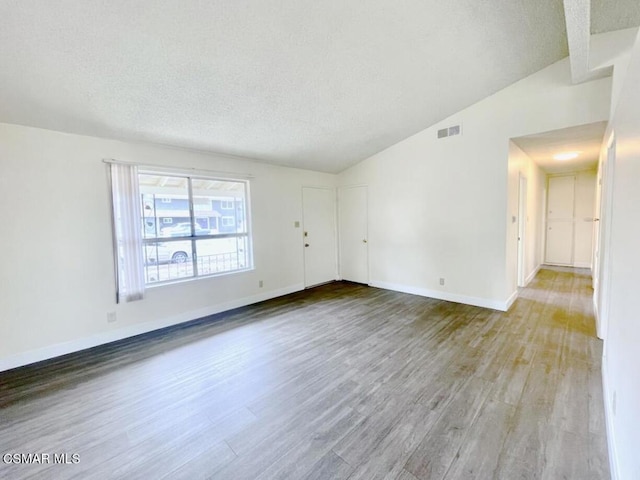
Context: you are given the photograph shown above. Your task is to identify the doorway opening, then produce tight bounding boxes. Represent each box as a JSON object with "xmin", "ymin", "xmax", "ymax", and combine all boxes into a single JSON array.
[{"xmin": 510, "ymin": 121, "xmax": 607, "ymax": 290}]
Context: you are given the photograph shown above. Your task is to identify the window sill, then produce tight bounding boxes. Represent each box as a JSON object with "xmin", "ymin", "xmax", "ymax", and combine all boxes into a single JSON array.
[{"xmin": 145, "ymin": 266, "xmax": 255, "ymax": 289}]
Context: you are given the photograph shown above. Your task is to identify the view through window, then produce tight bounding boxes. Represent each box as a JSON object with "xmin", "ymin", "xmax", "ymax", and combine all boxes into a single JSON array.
[{"xmin": 139, "ymin": 173, "xmax": 252, "ymax": 284}]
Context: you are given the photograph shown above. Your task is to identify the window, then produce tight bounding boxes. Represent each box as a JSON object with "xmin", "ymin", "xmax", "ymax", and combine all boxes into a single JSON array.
[
  {"xmin": 221, "ymin": 200, "xmax": 234, "ymax": 209},
  {"xmin": 139, "ymin": 173, "xmax": 252, "ymax": 285}
]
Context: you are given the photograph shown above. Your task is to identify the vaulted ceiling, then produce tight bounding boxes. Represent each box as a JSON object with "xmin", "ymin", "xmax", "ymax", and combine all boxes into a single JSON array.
[{"xmin": 0, "ymin": 1, "xmax": 637, "ymax": 173}]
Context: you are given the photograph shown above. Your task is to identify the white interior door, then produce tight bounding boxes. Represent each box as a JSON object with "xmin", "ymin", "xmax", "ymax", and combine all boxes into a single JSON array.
[
  {"xmin": 517, "ymin": 175, "xmax": 527, "ymax": 287},
  {"xmin": 545, "ymin": 175, "xmax": 575, "ymax": 265},
  {"xmin": 546, "ymin": 222, "xmax": 574, "ymax": 264},
  {"xmin": 302, "ymin": 187, "xmax": 337, "ymax": 287},
  {"xmin": 339, "ymin": 186, "xmax": 368, "ymax": 284}
]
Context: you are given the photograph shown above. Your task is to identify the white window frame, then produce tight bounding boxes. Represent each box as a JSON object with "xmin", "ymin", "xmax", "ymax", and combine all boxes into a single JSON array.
[
  {"xmin": 221, "ymin": 216, "xmax": 235, "ymax": 227},
  {"xmin": 140, "ymin": 171, "xmax": 253, "ymax": 286}
]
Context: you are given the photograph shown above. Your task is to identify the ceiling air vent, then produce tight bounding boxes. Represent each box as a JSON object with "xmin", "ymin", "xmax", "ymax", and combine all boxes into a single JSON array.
[{"xmin": 437, "ymin": 124, "xmax": 462, "ymax": 139}]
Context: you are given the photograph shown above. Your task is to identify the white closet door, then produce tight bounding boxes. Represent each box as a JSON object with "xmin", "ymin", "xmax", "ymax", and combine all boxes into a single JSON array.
[{"xmin": 545, "ymin": 175, "xmax": 575, "ymax": 265}]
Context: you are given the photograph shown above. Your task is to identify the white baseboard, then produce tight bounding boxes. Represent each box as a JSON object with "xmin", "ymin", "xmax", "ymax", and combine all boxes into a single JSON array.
[
  {"xmin": 525, "ymin": 264, "xmax": 541, "ymax": 286},
  {"xmin": 369, "ymin": 281, "xmax": 511, "ymax": 311},
  {"xmin": 593, "ymin": 296, "xmax": 605, "ymax": 340},
  {"xmin": 0, "ymin": 284, "xmax": 304, "ymax": 373},
  {"xmin": 602, "ymin": 361, "xmax": 620, "ymax": 480},
  {"xmin": 574, "ymin": 262, "xmax": 592, "ymax": 269},
  {"xmin": 505, "ymin": 290, "xmax": 518, "ymax": 311}
]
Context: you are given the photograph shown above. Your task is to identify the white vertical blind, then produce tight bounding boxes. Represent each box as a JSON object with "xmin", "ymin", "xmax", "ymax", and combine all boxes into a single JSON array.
[{"xmin": 110, "ymin": 163, "xmax": 145, "ymax": 302}]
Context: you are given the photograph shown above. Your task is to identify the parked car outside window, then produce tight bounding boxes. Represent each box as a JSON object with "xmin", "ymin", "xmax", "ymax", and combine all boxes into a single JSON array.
[
  {"xmin": 160, "ymin": 222, "xmax": 211, "ymax": 237},
  {"xmin": 144, "ymin": 238, "xmax": 238, "ymax": 264}
]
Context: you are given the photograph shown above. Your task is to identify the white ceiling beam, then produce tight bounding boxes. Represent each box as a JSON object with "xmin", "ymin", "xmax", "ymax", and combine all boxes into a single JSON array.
[{"xmin": 564, "ymin": 0, "xmax": 613, "ymax": 83}]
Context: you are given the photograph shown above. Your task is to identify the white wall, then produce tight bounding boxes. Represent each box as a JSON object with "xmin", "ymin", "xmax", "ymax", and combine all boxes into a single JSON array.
[
  {"xmin": 506, "ymin": 141, "xmax": 545, "ymax": 291},
  {"xmin": 0, "ymin": 123, "xmax": 336, "ymax": 370},
  {"xmin": 338, "ymin": 57, "xmax": 610, "ymax": 310},
  {"xmin": 598, "ymin": 27, "xmax": 640, "ymax": 480}
]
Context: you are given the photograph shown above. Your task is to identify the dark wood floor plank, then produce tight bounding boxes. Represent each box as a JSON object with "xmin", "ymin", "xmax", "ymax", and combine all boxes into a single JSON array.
[
  {"xmin": 0, "ymin": 268, "xmax": 609, "ymax": 480},
  {"xmin": 303, "ymin": 450, "xmax": 353, "ymax": 480},
  {"xmin": 403, "ymin": 377, "xmax": 493, "ymax": 480},
  {"xmin": 226, "ymin": 378, "xmax": 360, "ymax": 458},
  {"xmin": 342, "ymin": 398, "xmax": 444, "ymax": 480},
  {"xmin": 489, "ymin": 340, "xmax": 536, "ymax": 405},
  {"xmin": 540, "ymin": 428, "xmax": 591, "ymax": 480},
  {"xmin": 394, "ymin": 470, "xmax": 421, "ymax": 480},
  {"xmin": 159, "ymin": 441, "xmax": 237, "ymax": 480},
  {"xmin": 253, "ymin": 407, "xmax": 364, "ymax": 480},
  {"xmin": 442, "ymin": 400, "xmax": 516, "ymax": 480},
  {"xmin": 588, "ymin": 432, "xmax": 611, "ymax": 480},
  {"xmin": 549, "ymin": 362, "xmax": 589, "ymax": 435},
  {"xmin": 211, "ymin": 403, "xmax": 360, "ymax": 480},
  {"xmin": 588, "ymin": 362, "xmax": 607, "ymax": 436}
]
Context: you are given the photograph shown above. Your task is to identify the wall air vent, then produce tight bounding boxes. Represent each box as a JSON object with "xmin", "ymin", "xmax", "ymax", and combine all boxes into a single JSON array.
[{"xmin": 437, "ymin": 124, "xmax": 462, "ymax": 139}]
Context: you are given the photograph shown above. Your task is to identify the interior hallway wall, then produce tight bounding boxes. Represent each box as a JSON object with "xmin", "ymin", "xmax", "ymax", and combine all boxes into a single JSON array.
[
  {"xmin": 507, "ymin": 141, "xmax": 545, "ymax": 292},
  {"xmin": 598, "ymin": 26, "xmax": 640, "ymax": 480},
  {"xmin": 338, "ymin": 57, "xmax": 610, "ymax": 310}
]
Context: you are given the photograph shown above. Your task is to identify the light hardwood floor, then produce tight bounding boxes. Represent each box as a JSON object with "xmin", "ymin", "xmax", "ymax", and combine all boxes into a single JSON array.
[{"xmin": 0, "ymin": 267, "xmax": 609, "ymax": 479}]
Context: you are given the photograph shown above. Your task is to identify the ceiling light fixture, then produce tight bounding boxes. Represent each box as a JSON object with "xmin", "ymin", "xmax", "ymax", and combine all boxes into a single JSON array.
[{"xmin": 553, "ymin": 152, "xmax": 579, "ymax": 161}]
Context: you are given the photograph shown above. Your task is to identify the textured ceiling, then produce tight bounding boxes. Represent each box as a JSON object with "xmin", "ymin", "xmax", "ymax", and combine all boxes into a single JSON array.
[
  {"xmin": 512, "ymin": 121, "xmax": 607, "ymax": 174},
  {"xmin": 0, "ymin": 1, "xmax": 570, "ymax": 172},
  {"xmin": 591, "ymin": 0, "xmax": 640, "ymax": 34}
]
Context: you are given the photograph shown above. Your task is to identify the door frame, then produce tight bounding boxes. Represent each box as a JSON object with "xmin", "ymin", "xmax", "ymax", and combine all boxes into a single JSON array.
[{"xmin": 595, "ymin": 133, "xmax": 616, "ymax": 341}]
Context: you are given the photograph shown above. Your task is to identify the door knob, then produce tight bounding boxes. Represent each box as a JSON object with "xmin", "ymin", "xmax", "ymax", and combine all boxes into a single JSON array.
[
  {"xmin": 305, "ymin": 243, "xmax": 309, "ymax": 247},
  {"xmin": 362, "ymin": 239, "xmax": 367, "ymax": 243}
]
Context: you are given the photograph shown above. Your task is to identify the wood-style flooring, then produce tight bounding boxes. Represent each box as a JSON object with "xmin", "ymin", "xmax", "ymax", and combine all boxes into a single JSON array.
[{"xmin": 0, "ymin": 267, "xmax": 609, "ymax": 479}]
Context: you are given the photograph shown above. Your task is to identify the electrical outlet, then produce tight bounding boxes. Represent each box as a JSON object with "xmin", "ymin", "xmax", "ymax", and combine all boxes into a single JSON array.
[
  {"xmin": 107, "ymin": 311, "xmax": 117, "ymax": 323},
  {"xmin": 439, "ymin": 278, "xmax": 445, "ymax": 286},
  {"xmin": 259, "ymin": 280, "xmax": 263, "ymax": 288}
]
